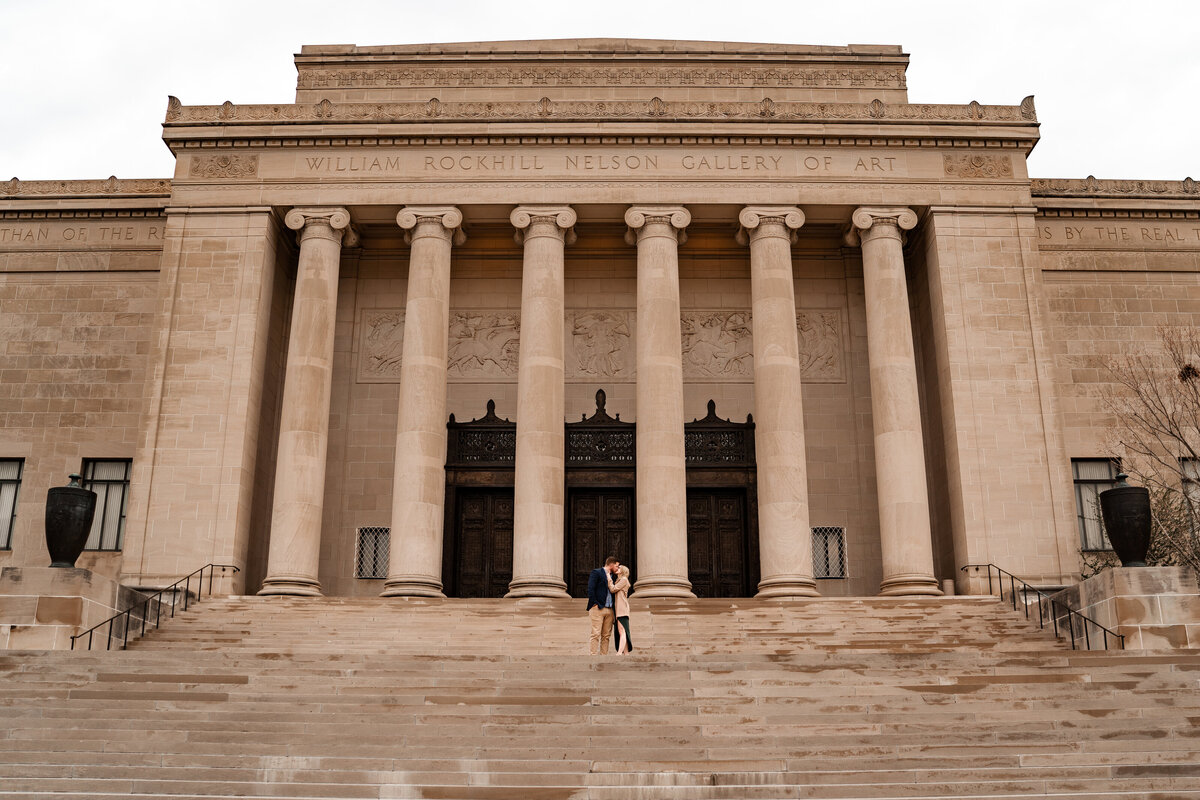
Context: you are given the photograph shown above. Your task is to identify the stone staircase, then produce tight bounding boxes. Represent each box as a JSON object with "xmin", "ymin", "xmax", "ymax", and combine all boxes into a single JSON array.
[{"xmin": 1, "ymin": 596, "xmax": 1199, "ymax": 799}]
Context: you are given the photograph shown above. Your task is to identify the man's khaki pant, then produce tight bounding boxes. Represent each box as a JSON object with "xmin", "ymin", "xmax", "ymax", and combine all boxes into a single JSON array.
[{"xmin": 589, "ymin": 606, "xmax": 614, "ymax": 655}]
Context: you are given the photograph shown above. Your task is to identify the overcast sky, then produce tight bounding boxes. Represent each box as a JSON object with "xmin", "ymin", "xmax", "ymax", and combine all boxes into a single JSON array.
[{"xmin": 3, "ymin": 0, "xmax": 1196, "ymax": 182}]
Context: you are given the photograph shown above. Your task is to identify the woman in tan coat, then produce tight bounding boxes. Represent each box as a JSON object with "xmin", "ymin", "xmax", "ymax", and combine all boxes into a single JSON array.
[{"xmin": 608, "ymin": 565, "xmax": 633, "ymax": 654}]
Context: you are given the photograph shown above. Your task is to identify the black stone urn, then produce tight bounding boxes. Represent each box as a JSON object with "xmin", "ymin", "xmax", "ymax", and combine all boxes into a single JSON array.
[
  {"xmin": 45, "ymin": 474, "xmax": 97, "ymax": 568},
  {"xmin": 1099, "ymin": 473, "xmax": 1152, "ymax": 567}
]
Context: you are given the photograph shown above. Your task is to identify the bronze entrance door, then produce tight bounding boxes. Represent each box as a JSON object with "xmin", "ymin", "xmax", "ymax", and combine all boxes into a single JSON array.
[
  {"xmin": 565, "ymin": 489, "xmax": 635, "ymax": 598},
  {"xmin": 451, "ymin": 488, "xmax": 514, "ymax": 598},
  {"xmin": 686, "ymin": 488, "xmax": 751, "ymax": 597}
]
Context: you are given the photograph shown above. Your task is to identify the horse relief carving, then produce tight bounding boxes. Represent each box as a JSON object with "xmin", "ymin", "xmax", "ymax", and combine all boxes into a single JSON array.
[
  {"xmin": 447, "ymin": 312, "xmax": 521, "ymax": 380},
  {"xmin": 797, "ymin": 310, "xmax": 844, "ymax": 382},
  {"xmin": 358, "ymin": 309, "xmax": 406, "ymax": 383},
  {"xmin": 681, "ymin": 312, "xmax": 753, "ymax": 380}
]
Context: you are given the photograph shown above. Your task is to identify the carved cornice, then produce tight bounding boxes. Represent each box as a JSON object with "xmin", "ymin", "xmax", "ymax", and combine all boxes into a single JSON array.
[
  {"xmin": 1, "ymin": 177, "xmax": 171, "ymax": 199},
  {"xmin": 164, "ymin": 96, "xmax": 1037, "ymax": 126},
  {"xmin": 397, "ymin": 205, "xmax": 466, "ymax": 245},
  {"xmin": 510, "ymin": 205, "xmax": 577, "ymax": 245},
  {"xmin": 296, "ymin": 65, "xmax": 908, "ymax": 91},
  {"xmin": 736, "ymin": 205, "xmax": 805, "ymax": 245},
  {"xmin": 169, "ymin": 135, "xmax": 1033, "ymax": 151},
  {"xmin": 1032, "ymin": 176, "xmax": 1199, "ymax": 199}
]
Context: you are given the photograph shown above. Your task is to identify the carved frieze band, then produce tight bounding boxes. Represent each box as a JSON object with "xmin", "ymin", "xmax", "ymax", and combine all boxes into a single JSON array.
[
  {"xmin": 165, "ymin": 96, "xmax": 1037, "ymax": 125},
  {"xmin": 296, "ymin": 66, "xmax": 908, "ymax": 91},
  {"xmin": 2, "ymin": 177, "xmax": 172, "ymax": 198},
  {"xmin": 1032, "ymin": 176, "xmax": 1199, "ymax": 198},
  {"xmin": 357, "ymin": 307, "xmax": 845, "ymax": 384}
]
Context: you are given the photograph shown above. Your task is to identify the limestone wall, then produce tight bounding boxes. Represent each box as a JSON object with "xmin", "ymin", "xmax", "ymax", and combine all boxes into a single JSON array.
[{"xmin": 0, "ymin": 207, "xmax": 164, "ymax": 579}]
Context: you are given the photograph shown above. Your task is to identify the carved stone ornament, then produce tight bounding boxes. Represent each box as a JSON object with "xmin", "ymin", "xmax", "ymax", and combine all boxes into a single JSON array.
[
  {"xmin": 624, "ymin": 205, "xmax": 691, "ymax": 245},
  {"xmin": 1031, "ymin": 176, "xmax": 1200, "ymax": 198},
  {"xmin": 284, "ymin": 207, "xmax": 359, "ymax": 246},
  {"xmin": 566, "ymin": 311, "xmax": 634, "ymax": 381},
  {"xmin": 447, "ymin": 312, "xmax": 521, "ymax": 381},
  {"xmin": 295, "ymin": 65, "xmax": 908, "ymax": 92},
  {"xmin": 796, "ymin": 310, "xmax": 846, "ymax": 383},
  {"xmin": 845, "ymin": 206, "xmax": 918, "ymax": 246},
  {"xmin": 397, "ymin": 205, "xmax": 466, "ymax": 246},
  {"xmin": 166, "ymin": 98, "xmax": 1035, "ymax": 126},
  {"xmin": 1, "ymin": 177, "xmax": 171, "ymax": 198},
  {"xmin": 188, "ymin": 153, "xmax": 259, "ymax": 179},
  {"xmin": 357, "ymin": 309, "xmax": 406, "ymax": 383},
  {"xmin": 681, "ymin": 311, "xmax": 754, "ymax": 380},
  {"xmin": 736, "ymin": 205, "xmax": 805, "ymax": 245},
  {"xmin": 943, "ymin": 153, "xmax": 1013, "ymax": 179},
  {"xmin": 510, "ymin": 205, "xmax": 577, "ymax": 245}
]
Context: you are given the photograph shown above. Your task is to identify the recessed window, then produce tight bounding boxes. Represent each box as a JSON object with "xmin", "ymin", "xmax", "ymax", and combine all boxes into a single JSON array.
[
  {"xmin": 0, "ymin": 459, "xmax": 23, "ymax": 550},
  {"xmin": 1183, "ymin": 458, "xmax": 1199, "ymax": 525},
  {"xmin": 1072, "ymin": 458, "xmax": 1120, "ymax": 551},
  {"xmin": 812, "ymin": 526, "xmax": 846, "ymax": 579},
  {"xmin": 81, "ymin": 459, "xmax": 132, "ymax": 551},
  {"xmin": 355, "ymin": 526, "xmax": 390, "ymax": 579}
]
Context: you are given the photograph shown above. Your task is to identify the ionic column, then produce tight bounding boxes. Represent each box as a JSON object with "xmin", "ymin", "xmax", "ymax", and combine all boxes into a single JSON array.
[
  {"xmin": 847, "ymin": 207, "xmax": 941, "ymax": 596},
  {"xmin": 737, "ymin": 207, "xmax": 820, "ymax": 599},
  {"xmin": 506, "ymin": 206, "xmax": 576, "ymax": 598},
  {"xmin": 381, "ymin": 207, "xmax": 465, "ymax": 598},
  {"xmin": 259, "ymin": 207, "xmax": 357, "ymax": 596},
  {"xmin": 625, "ymin": 206, "xmax": 695, "ymax": 599}
]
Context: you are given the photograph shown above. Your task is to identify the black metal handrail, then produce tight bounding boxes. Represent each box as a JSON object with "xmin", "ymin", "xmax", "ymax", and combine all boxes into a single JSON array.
[
  {"xmin": 70, "ymin": 563, "xmax": 239, "ymax": 651},
  {"xmin": 961, "ymin": 563, "xmax": 1124, "ymax": 650}
]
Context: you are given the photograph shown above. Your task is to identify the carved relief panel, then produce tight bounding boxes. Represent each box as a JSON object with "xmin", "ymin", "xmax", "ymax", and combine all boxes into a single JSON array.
[{"xmin": 357, "ymin": 306, "xmax": 845, "ymax": 384}]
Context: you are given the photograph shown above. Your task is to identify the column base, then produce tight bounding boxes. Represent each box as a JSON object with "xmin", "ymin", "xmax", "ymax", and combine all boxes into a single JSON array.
[
  {"xmin": 505, "ymin": 575, "xmax": 570, "ymax": 599},
  {"xmin": 256, "ymin": 574, "xmax": 323, "ymax": 597},
  {"xmin": 632, "ymin": 574, "xmax": 696, "ymax": 600},
  {"xmin": 756, "ymin": 575, "xmax": 821, "ymax": 599},
  {"xmin": 380, "ymin": 574, "xmax": 446, "ymax": 598},
  {"xmin": 878, "ymin": 573, "xmax": 944, "ymax": 597}
]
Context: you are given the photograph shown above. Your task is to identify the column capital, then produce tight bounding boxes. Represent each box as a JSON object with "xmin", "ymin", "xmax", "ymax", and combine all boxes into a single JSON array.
[
  {"xmin": 510, "ymin": 205, "xmax": 577, "ymax": 245},
  {"xmin": 624, "ymin": 205, "xmax": 691, "ymax": 246},
  {"xmin": 844, "ymin": 206, "xmax": 918, "ymax": 246},
  {"xmin": 397, "ymin": 205, "xmax": 467, "ymax": 246},
  {"xmin": 284, "ymin": 207, "xmax": 359, "ymax": 247},
  {"xmin": 736, "ymin": 205, "xmax": 805, "ymax": 245}
]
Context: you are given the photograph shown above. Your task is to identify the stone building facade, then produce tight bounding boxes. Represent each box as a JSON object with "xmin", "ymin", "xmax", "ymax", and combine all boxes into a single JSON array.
[{"xmin": 1, "ymin": 39, "xmax": 1197, "ymax": 600}]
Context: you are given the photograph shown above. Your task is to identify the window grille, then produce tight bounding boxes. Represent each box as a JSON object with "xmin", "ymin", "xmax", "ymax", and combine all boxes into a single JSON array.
[
  {"xmin": 812, "ymin": 526, "xmax": 846, "ymax": 579},
  {"xmin": 355, "ymin": 526, "xmax": 390, "ymax": 579},
  {"xmin": 1072, "ymin": 458, "xmax": 1120, "ymax": 551},
  {"xmin": 0, "ymin": 459, "xmax": 23, "ymax": 550},
  {"xmin": 81, "ymin": 459, "xmax": 132, "ymax": 551}
]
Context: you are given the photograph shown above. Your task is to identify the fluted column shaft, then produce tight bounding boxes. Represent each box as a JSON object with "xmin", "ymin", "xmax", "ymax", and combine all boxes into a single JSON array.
[
  {"xmin": 625, "ymin": 206, "xmax": 695, "ymax": 599},
  {"xmin": 259, "ymin": 207, "xmax": 356, "ymax": 596},
  {"xmin": 739, "ymin": 207, "xmax": 820, "ymax": 599},
  {"xmin": 382, "ymin": 207, "xmax": 465, "ymax": 597},
  {"xmin": 850, "ymin": 207, "xmax": 941, "ymax": 596},
  {"xmin": 507, "ymin": 206, "xmax": 576, "ymax": 598}
]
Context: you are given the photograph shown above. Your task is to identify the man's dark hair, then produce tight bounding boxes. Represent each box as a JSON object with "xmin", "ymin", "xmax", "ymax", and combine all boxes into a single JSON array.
[{"xmin": 605, "ymin": 556, "xmax": 619, "ymax": 566}]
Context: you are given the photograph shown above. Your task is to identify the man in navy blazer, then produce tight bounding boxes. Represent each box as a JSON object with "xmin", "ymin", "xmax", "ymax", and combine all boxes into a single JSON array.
[{"xmin": 587, "ymin": 556, "xmax": 620, "ymax": 655}]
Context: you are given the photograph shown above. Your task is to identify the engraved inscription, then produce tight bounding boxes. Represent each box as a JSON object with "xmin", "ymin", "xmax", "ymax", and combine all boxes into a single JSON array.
[
  {"xmin": 0, "ymin": 220, "xmax": 164, "ymax": 250},
  {"xmin": 1037, "ymin": 220, "xmax": 1200, "ymax": 250}
]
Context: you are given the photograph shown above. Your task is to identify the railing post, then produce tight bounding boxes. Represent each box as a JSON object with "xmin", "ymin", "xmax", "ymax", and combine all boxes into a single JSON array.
[{"xmin": 1084, "ymin": 618, "xmax": 1091, "ymax": 650}]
